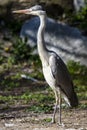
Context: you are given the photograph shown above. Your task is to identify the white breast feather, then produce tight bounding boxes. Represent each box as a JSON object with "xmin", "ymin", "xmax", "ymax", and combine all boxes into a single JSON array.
[
  {"xmin": 43, "ymin": 65, "xmax": 56, "ymax": 90},
  {"xmin": 43, "ymin": 63, "xmax": 70, "ymax": 106}
]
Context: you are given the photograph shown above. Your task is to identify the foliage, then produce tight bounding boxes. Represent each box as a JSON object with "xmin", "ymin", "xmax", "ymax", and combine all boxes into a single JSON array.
[
  {"xmin": 67, "ymin": 60, "xmax": 87, "ymax": 85},
  {"xmin": 67, "ymin": 61, "xmax": 87, "ymax": 100},
  {"xmin": 7, "ymin": 20, "xmax": 22, "ymax": 33},
  {"xmin": 11, "ymin": 37, "xmax": 32, "ymax": 62},
  {"xmin": 0, "ymin": 37, "xmax": 39, "ymax": 65},
  {"xmin": 0, "ymin": 56, "xmax": 5, "ymax": 64},
  {"xmin": 68, "ymin": 6, "xmax": 87, "ymax": 30},
  {"xmin": 0, "ymin": 71, "xmax": 21, "ymax": 90}
]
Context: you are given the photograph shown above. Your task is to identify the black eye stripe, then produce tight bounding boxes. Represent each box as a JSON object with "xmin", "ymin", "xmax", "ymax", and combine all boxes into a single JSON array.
[{"xmin": 31, "ymin": 5, "xmax": 42, "ymax": 11}]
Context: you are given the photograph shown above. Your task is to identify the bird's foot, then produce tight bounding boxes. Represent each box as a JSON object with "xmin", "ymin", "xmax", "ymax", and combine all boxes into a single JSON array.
[
  {"xmin": 57, "ymin": 122, "xmax": 65, "ymax": 127},
  {"xmin": 46, "ymin": 118, "xmax": 55, "ymax": 127},
  {"xmin": 51, "ymin": 119, "xmax": 55, "ymax": 124},
  {"xmin": 51, "ymin": 117, "xmax": 56, "ymax": 124}
]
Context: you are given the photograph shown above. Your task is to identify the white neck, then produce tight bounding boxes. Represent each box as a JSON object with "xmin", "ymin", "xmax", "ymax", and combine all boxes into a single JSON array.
[{"xmin": 37, "ymin": 14, "xmax": 49, "ymax": 65}]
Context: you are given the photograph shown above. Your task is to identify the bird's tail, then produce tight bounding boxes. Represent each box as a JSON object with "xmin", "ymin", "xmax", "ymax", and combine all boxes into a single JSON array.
[{"xmin": 69, "ymin": 90, "xmax": 78, "ymax": 107}]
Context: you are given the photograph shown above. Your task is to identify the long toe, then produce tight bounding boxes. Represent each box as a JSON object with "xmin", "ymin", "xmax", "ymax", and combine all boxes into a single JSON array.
[
  {"xmin": 51, "ymin": 118, "xmax": 56, "ymax": 124},
  {"xmin": 57, "ymin": 122, "xmax": 65, "ymax": 127}
]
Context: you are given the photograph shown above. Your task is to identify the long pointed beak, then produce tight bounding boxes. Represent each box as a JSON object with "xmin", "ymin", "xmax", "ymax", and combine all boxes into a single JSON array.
[{"xmin": 12, "ymin": 9, "xmax": 30, "ymax": 14}]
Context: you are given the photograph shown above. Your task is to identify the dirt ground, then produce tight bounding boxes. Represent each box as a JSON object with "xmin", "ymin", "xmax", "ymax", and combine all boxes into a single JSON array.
[{"xmin": 0, "ymin": 107, "xmax": 87, "ymax": 130}]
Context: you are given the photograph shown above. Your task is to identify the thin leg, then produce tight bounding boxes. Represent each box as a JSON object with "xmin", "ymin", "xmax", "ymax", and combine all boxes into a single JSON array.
[
  {"xmin": 57, "ymin": 90, "xmax": 65, "ymax": 127},
  {"xmin": 52, "ymin": 90, "xmax": 58, "ymax": 123},
  {"xmin": 58, "ymin": 89, "xmax": 62, "ymax": 125}
]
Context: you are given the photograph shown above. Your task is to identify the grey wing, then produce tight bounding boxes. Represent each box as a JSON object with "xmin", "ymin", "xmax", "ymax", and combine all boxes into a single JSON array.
[{"xmin": 49, "ymin": 54, "xmax": 75, "ymax": 99}]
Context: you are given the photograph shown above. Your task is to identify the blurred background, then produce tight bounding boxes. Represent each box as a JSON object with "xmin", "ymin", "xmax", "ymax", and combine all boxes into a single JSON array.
[{"xmin": 0, "ymin": 0, "xmax": 87, "ymax": 128}]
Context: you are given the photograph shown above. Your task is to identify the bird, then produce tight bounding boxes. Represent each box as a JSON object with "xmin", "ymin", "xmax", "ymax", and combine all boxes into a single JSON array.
[{"xmin": 13, "ymin": 5, "xmax": 78, "ymax": 125}]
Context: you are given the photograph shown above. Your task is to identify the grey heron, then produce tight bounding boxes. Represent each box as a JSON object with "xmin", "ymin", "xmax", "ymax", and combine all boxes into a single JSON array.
[{"xmin": 13, "ymin": 5, "xmax": 78, "ymax": 125}]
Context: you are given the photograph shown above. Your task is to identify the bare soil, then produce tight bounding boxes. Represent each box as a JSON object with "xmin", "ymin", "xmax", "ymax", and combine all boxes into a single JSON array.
[{"xmin": 0, "ymin": 107, "xmax": 87, "ymax": 130}]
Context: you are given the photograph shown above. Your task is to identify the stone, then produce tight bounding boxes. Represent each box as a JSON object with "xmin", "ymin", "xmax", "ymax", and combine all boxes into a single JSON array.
[{"xmin": 20, "ymin": 17, "xmax": 87, "ymax": 66}]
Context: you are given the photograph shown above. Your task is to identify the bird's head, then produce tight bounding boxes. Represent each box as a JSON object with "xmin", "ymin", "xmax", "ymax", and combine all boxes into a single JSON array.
[{"xmin": 13, "ymin": 5, "xmax": 46, "ymax": 16}]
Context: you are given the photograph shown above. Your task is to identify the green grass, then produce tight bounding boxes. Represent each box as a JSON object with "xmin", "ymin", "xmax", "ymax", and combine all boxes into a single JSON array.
[
  {"xmin": 0, "ymin": 89, "xmax": 54, "ymax": 113},
  {"xmin": 0, "ymin": 59, "xmax": 87, "ymax": 112}
]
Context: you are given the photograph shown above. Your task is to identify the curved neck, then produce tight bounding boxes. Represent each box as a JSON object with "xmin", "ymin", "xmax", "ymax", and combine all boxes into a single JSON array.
[{"xmin": 37, "ymin": 14, "xmax": 49, "ymax": 65}]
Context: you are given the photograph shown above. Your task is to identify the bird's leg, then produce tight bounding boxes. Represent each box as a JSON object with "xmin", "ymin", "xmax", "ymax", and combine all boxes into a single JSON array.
[
  {"xmin": 58, "ymin": 89, "xmax": 62, "ymax": 125},
  {"xmin": 57, "ymin": 89, "xmax": 65, "ymax": 127},
  {"xmin": 51, "ymin": 90, "xmax": 58, "ymax": 123}
]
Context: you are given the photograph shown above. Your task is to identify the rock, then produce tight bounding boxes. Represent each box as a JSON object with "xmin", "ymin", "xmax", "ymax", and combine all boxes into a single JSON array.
[
  {"xmin": 5, "ymin": 123, "xmax": 14, "ymax": 127},
  {"xmin": 20, "ymin": 17, "xmax": 87, "ymax": 66}
]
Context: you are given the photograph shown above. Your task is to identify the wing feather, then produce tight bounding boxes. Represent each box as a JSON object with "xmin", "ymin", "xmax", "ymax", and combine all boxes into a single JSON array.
[{"xmin": 49, "ymin": 53, "xmax": 78, "ymax": 107}]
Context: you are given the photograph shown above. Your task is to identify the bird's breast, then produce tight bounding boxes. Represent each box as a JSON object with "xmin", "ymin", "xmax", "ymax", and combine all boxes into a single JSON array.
[{"xmin": 43, "ymin": 65, "xmax": 56, "ymax": 90}]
